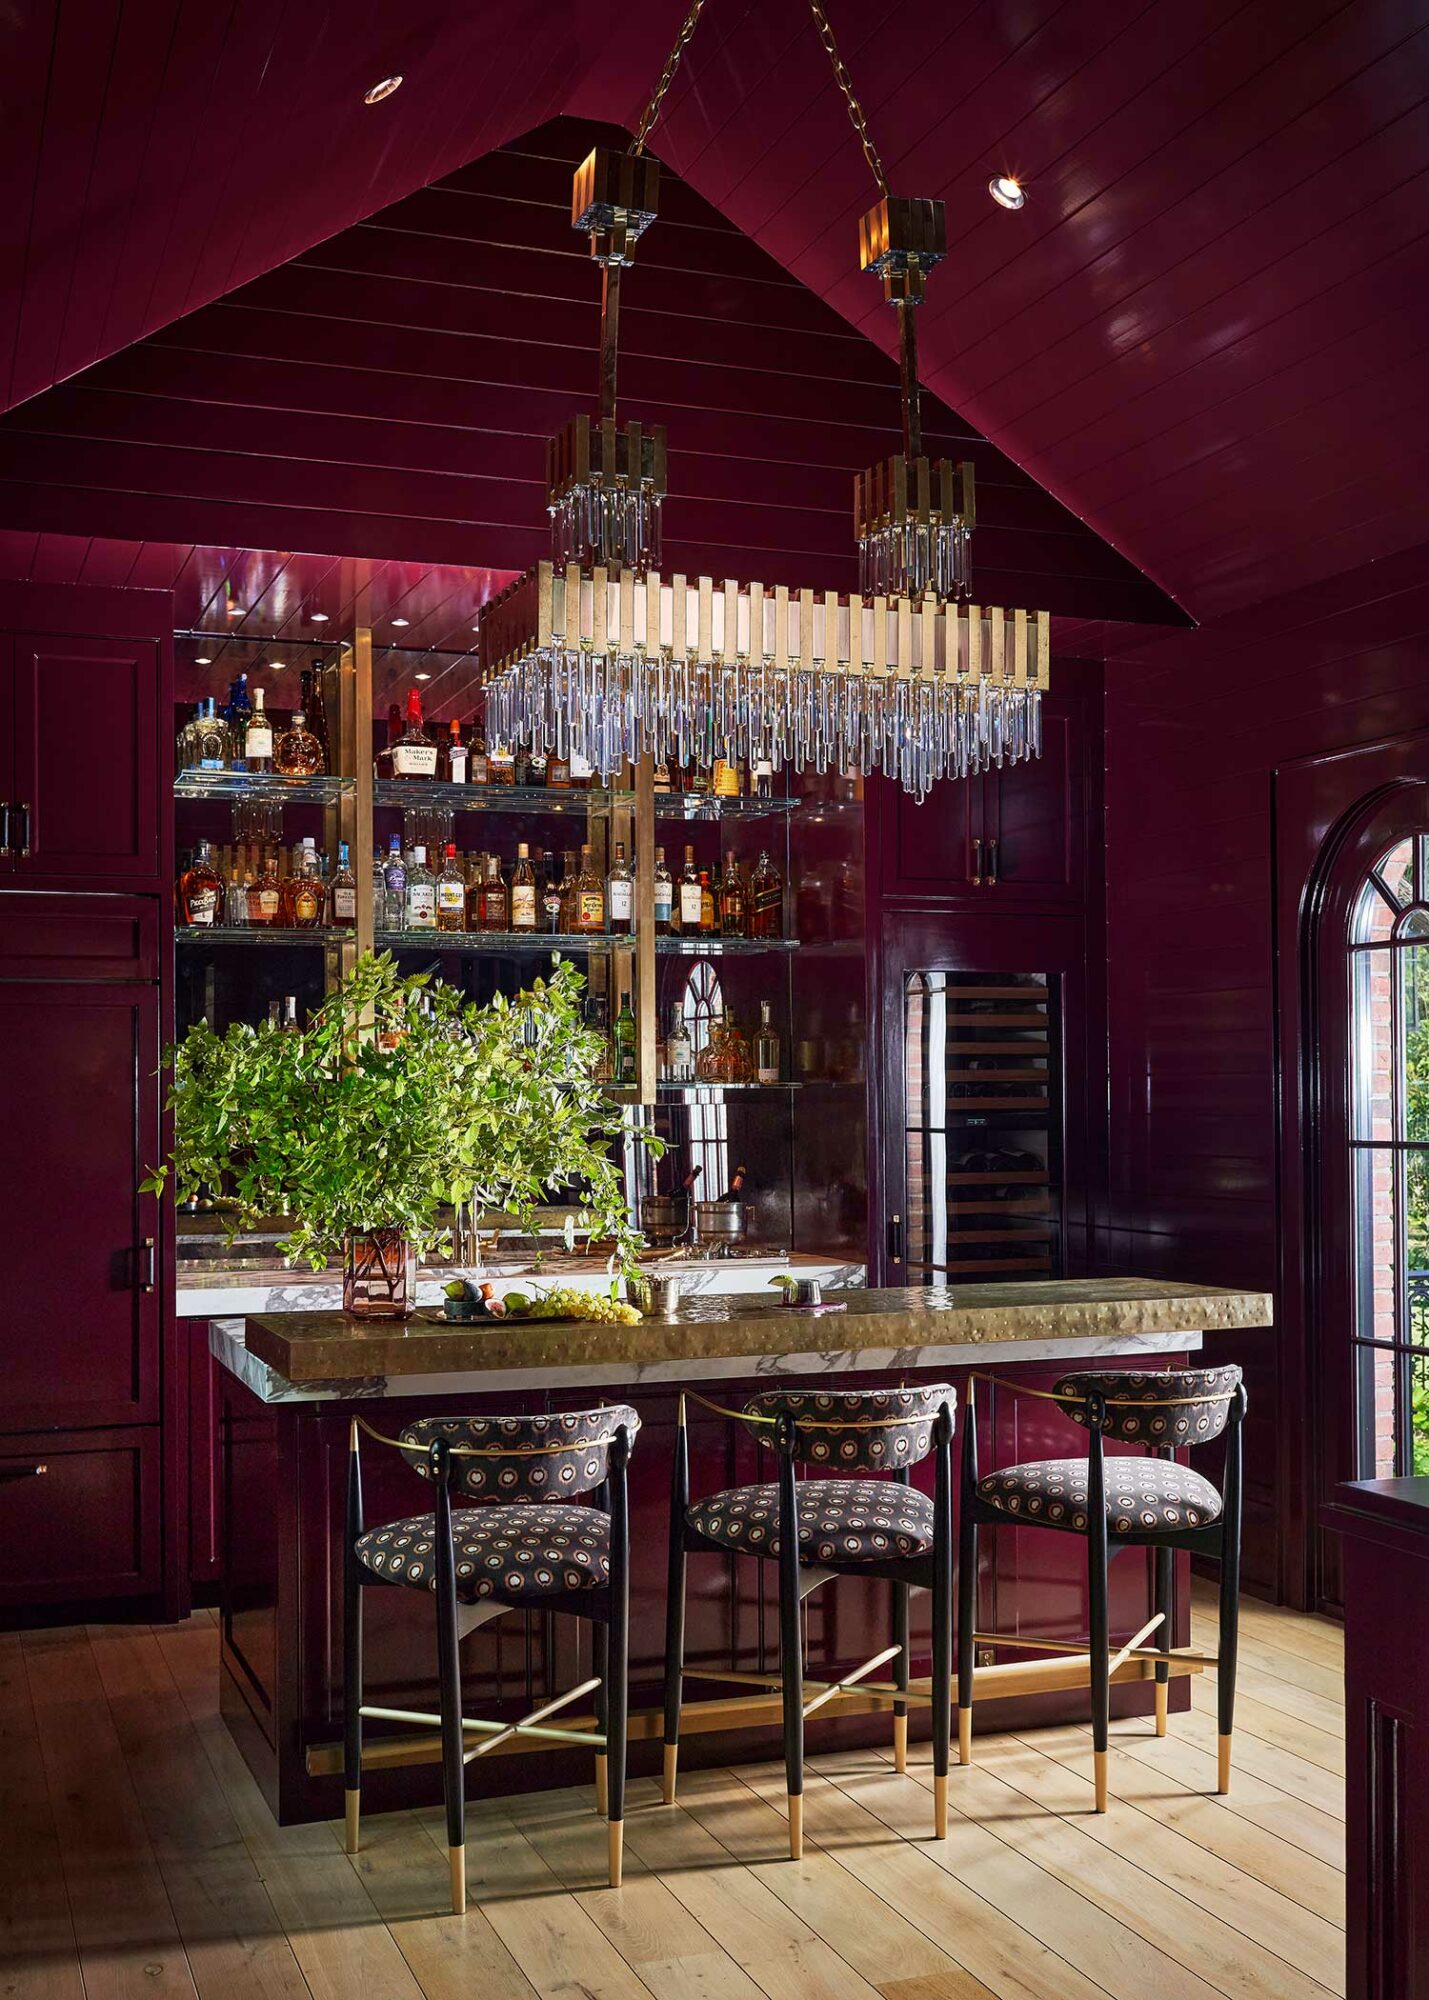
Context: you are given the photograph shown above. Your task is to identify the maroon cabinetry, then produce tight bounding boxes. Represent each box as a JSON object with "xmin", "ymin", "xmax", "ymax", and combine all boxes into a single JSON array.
[{"xmin": 0, "ymin": 582, "xmax": 175, "ymax": 1618}]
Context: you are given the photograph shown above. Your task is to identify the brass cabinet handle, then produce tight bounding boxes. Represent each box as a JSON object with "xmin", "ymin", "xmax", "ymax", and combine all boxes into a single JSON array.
[
  {"xmin": 971, "ymin": 836, "xmax": 983, "ymax": 886},
  {"xmin": 0, "ymin": 1462, "xmax": 47, "ymax": 1482},
  {"xmin": 16, "ymin": 802, "xmax": 30, "ymax": 858},
  {"xmin": 139, "ymin": 1238, "xmax": 156, "ymax": 1292},
  {"xmin": 887, "ymin": 1213, "xmax": 904, "ymax": 1264},
  {"xmin": 986, "ymin": 837, "xmax": 999, "ymax": 886},
  {"xmin": 0, "ymin": 803, "xmax": 9, "ymax": 858}
]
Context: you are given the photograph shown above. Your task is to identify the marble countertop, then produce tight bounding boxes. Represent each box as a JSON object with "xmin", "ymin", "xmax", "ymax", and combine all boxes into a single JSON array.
[{"xmin": 229, "ymin": 1277, "xmax": 1268, "ymax": 1402}]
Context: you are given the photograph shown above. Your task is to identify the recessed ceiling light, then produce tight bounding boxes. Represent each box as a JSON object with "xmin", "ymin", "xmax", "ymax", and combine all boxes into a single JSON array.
[
  {"xmin": 310, "ymin": 610, "xmax": 330, "ymax": 623},
  {"xmin": 194, "ymin": 654, "xmax": 212, "ymax": 665},
  {"xmin": 414, "ymin": 671, "xmax": 431, "ymax": 681},
  {"xmin": 364, "ymin": 75, "xmax": 403, "ymax": 104},
  {"xmin": 988, "ymin": 174, "xmax": 1027, "ymax": 211},
  {"xmin": 267, "ymin": 660, "xmax": 287, "ymax": 671},
  {"xmin": 391, "ymin": 616, "xmax": 410, "ymax": 627}
]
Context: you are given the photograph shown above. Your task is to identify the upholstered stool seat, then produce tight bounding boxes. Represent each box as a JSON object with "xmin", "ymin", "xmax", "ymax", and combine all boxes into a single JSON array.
[
  {"xmin": 976, "ymin": 1456, "xmax": 1223, "ymax": 1535},
  {"xmin": 356, "ymin": 1502, "xmax": 611, "ymax": 1597},
  {"xmin": 687, "ymin": 1478, "xmax": 936, "ymax": 1562}
]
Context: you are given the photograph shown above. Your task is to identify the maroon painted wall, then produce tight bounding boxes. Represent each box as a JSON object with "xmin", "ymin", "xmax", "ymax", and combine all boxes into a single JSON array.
[{"xmin": 1104, "ymin": 538, "xmax": 1429, "ymax": 1601}]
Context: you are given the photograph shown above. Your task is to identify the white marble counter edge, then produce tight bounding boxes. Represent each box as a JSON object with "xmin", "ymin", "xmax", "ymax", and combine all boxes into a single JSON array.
[{"xmin": 210, "ymin": 1317, "xmax": 1204, "ymax": 1406}]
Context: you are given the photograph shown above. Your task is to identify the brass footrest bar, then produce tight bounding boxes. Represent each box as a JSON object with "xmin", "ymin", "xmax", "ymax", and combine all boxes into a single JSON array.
[
  {"xmin": 683, "ymin": 1663, "xmax": 933, "ymax": 1710},
  {"xmin": 973, "ymin": 1628, "xmax": 1218, "ymax": 1667},
  {"xmin": 312, "ymin": 1651, "xmax": 1203, "ymax": 1779},
  {"xmin": 359, "ymin": 1682, "xmax": 606, "ymax": 1761},
  {"xmin": 802, "ymin": 1644, "xmax": 902, "ymax": 1720}
]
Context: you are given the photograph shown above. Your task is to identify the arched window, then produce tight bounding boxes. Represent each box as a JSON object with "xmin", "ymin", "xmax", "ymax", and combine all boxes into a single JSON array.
[
  {"xmin": 1350, "ymin": 836, "xmax": 1429, "ymax": 1475},
  {"xmin": 680, "ymin": 958, "xmax": 729, "ymax": 1199}
]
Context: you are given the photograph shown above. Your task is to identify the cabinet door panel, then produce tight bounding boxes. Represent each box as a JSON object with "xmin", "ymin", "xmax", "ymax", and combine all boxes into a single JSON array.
[
  {"xmin": 0, "ymin": 891, "xmax": 158, "ymax": 980},
  {"xmin": 886, "ymin": 772, "xmax": 978, "ymax": 889},
  {"xmin": 0, "ymin": 1428, "xmax": 160, "ymax": 1604},
  {"xmin": 983, "ymin": 709, "xmax": 1080, "ymax": 898},
  {"xmin": 12, "ymin": 633, "xmax": 161, "ymax": 880},
  {"xmin": 0, "ymin": 981, "xmax": 161, "ymax": 1427}
]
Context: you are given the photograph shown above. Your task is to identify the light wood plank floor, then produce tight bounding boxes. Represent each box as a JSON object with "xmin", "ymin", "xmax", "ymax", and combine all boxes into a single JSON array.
[{"xmin": 0, "ymin": 1583, "xmax": 1346, "ymax": 2000}]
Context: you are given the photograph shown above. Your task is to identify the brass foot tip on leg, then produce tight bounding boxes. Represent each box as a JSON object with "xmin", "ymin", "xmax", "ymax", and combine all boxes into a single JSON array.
[
  {"xmin": 1154, "ymin": 1681, "xmax": 1168, "ymax": 1738},
  {"xmin": 608, "ymin": 1819, "xmax": 624, "ymax": 1889},
  {"xmin": 934, "ymin": 1772, "xmax": 949, "ymax": 1839},
  {"xmin": 344, "ymin": 1790, "xmax": 360, "ymax": 1855},
  {"xmin": 594, "ymin": 1751, "xmax": 608, "ymax": 1818},
  {"xmin": 449, "ymin": 1845, "xmax": 466, "ymax": 1917},
  {"xmin": 957, "ymin": 1706, "xmax": 972, "ymax": 1767},
  {"xmin": 662, "ymin": 1743, "xmax": 678, "ymax": 1806},
  {"xmin": 1218, "ymin": 1733, "xmax": 1232, "ymax": 1795},
  {"xmin": 788, "ymin": 1793, "xmax": 804, "ymax": 1861},
  {"xmin": 893, "ymin": 1714, "xmax": 908, "ymax": 1774},
  {"xmin": 1094, "ymin": 1750, "xmax": 1108, "ymax": 1814}
]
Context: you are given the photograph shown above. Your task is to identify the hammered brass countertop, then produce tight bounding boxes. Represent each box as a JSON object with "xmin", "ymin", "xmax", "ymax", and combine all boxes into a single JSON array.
[{"xmin": 243, "ymin": 1278, "xmax": 1272, "ymax": 1387}]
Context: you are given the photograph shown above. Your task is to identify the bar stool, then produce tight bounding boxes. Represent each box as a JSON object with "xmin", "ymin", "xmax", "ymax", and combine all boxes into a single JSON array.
[
  {"xmin": 663, "ymin": 1384, "xmax": 956, "ymax": 1856},
  {"xmin": 343, "ymin": 1404, "xmax": 638, "ymax": 1910},
  {"xmin": 957, "ymin": 1366, "xmax": 1245, "ymax": 1811}
]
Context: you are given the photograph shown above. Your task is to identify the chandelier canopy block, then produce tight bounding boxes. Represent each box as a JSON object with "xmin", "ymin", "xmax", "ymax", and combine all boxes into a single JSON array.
[
  {"xmin": 572, "ymin": 146, "xmax": 661, "ymax": 266},
  {"xmin": 858, "ymin": 196, "xmax": 947, "ymax": 306}
]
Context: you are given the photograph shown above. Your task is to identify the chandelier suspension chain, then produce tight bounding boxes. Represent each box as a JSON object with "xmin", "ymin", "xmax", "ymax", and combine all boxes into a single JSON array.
[{"xmin": 632, "ymin": 0, "xmax": 889, "ymax": 202}]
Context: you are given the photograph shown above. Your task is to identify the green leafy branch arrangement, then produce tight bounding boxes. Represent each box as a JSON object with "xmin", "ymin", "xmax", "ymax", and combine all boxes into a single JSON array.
[{"xmin": 143, "ymin": 951, "xmax": 659, "ymax": 1273}]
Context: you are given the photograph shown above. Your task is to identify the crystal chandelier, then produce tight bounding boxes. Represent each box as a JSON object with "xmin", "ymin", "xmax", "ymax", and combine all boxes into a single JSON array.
[{"xmin": 479, "ymin": 0, "xmax": 1049, "ymax": 800}]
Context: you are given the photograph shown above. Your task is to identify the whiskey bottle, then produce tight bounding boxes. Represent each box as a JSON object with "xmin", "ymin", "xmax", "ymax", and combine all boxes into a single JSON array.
[
  {"xmin": 749, "ymin": 851, "xmax": 784, "ymax": 938},
  {"xmin": 574, "ymin": 845, "xmax": 605, "ymax": 933},
  {"xmin": 664, "ymin": 1006, "xmax": 695, "ymax": 1083},
  {"xmin": 545, "ymin": 747, "xmax": 572, "ymax": 788},
  {"xmin": 382, "ymin": 835, "xmax": 407, "ymax": 930},
  {"xmin": 391, "ymin": 690, "xmax": 437, "ymax": 779},
  {"xmin": 244, "ymin": 686, "xmax": 274, "ymax": 773},
  {"xmin": 274, "ymin": 709, "xmax": 324, "ymax": 778},
  {"xmin": 284, "ymin": 839, "xmax": 323, "ymax": 928},
  {"xmin": 480, "ymin": 853, "xmax": 509, "ymax": 932},
  {"xmin": 613, "ymin": 993, "xmax": 638, "ymax": 1085},
  {"xmin": 606, "ymin": 842, "xmax": 634, "ymax": 935},
  {"xmin": 698, "ymin": 870, "xmax": 716, "ymax": 935},
  {"xmin": 328, "ymin": 842, "xmax": 357, "ymax": 927},
  {"xmin": 755, "ymin": 1000, "xmax": 781, "ymax": 1084},
  {"xmin": 677, "ymin": 845, "xmax": 702, "ymax": 933},
  {"xmin": 652, "ymin": 846, "xmax": 673, "ymax": 933},
  {"xmin": 712, "ymin": 757, "xmax": 741, "ymax": 798},
  {"xmin": 443, "ymin": 720, "xmax": 468, "ymax": 785},
  {"xmin": 464, "ymin": 854, "xmax": 483, "ymax": 932},
  {"xmin": 510, "ymin": 843, "xmax": 538, "ymax": 930},
  {"xmin": 177, "ymin": 841, "xmax": 222, "ymax": 925},
  {"xmin": 436, "ymin": 843, "xmax": 466, "ymax": 931},
  {"xmin": 541, "ymin": 850, "xmax": 563, "ymax": 933},
  {"xmin": 487, "ymin": 741, "xmax": 516, "ymax": 787},
  {"xmin": 719, "ymin": 850, "xmax": 746, "ymax": 937},
  {"xmin": 469, "ymin": 732, "xmax": 489, "ymax": 786},
  {"xmin": 249, "ymin": 848, "xmax": 281, "ymax": 926},
  {"xmin": 568, "ymin": 747, "xmax": 594, "ymax": 790},
  {"xmin": 405, "ymin": 846, "xmax": 437, "ymax": 929}
]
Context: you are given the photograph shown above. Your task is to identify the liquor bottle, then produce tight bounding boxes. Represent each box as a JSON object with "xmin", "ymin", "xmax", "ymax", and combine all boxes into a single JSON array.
[
  {"xmin": 698, "ymin": 869, "xmax": 716, "ymax": 935},
  {"xmin": 244, "ymin": 686, "xmax": 274, "ymax": 773},
  {"xmin": 284, "ymin": 839, "xmax": 323, "ymax": 928},
  {"xmin": 749, "ymin": 850, "xmax": 784, "ymax": 938},
  {"xmin": 281, "ymin": 995, "xmax": 301, "ymax": 1033},
  {"xmin": 225, "ymin": 674, "xmax": 252, "ymax": 768},
  {"xmin": 755, "ymin": 1000, "xmax": 781, "ymax": 1084},
  {"xmin": 677, "ymin": 845, "xmax": 702, "ymax": 933},
  {"xmin": 302, "ymin": 665, "xmax": 330, "ymax": 766},
  {"xmin": 574, "ymin": 845, "xmax": 605, "ymax": 932},
  {"xmin": 177, "ymin": 841, "xmax": 222, "ymax": 925},
  {"xmin": 250, "ymin": 848, "xmax": 281, "ymax": 926},
  {"xmin": 223, "ymin": 866, "xmax": 249, "ymax": 926},
  {"xmin": 682, "ymin": 762, "xmax": 710, "ymax": 798},
  {"xmin": 652, "ymin": 846, "xmax": 673, "ymax": 933},
  {"xmin": 541, "ymin": 850, "xmax": 564, "ymax": 933},
  {"xmin": 545, "ymin": 748, "xmax": 571, "ymax": 788},
  {"xmin": 712, "ymin": 757, "xmax": 741, "ymax": 798},
  {"xmin": 370, "ymin": 849, "xmax": 386, "ymax": 924},
  {"xmin": 487, "ymin": 740, "xmax": 516, "ymax": 786},
  {"xmin": 192, "ymin": 698, "xmax": 235, "ymax": 771},
  {"xmin": 274, "ymin": 708, "xmax": 324, "ymax": 777},
  {"xmin": 443, "ymin": 720, "xmax": 468, "ymax": 785},
  {"xmin": 613, "ymin": 993, "xmax": 638, "ymax": 1085},
  {"xmin": 568, "ymin": 747, "xmax": 593, "ymax": 790},
  {"xmin": 664, "ymin": 1006, "xmax": 695, "ymax": 1083},
  {"xmin": 510, "ymin": 843, "xmax": 538, "ymax": 930},
  {"xmin": 469, "ymin": 731, "xmax": 489, "ymax": 786},
  {"xmin": 391, "ymin": 689, "xmax": 437, "ymax": 779},
  {"xmin": 559, "ymin": 848, "xmax": 579, "ymax": 930},
  {"xmin": 327, "ymin": 842, "xmax": 358, "ymax": 927},
  {"xmin": 680, "ymin": 1164, "xmax": 704, "ymax": 1197},
  {"xmin": 585, "ymin": 995, "xmax": 612, "ymax": 1082},
  {"xmin": 752, "ymin": 752, "xmax": 774, "ymax": 800},
  {"xmin": 719, "ymin": 850, "xmax": 747, "ymax": 937},
  {"xmin": 383, "ymin": 835, "xmax": 407, "ymax": 930},
  {"xmin": 606, "ymin": 842, "xmax": 634, "ymax": 935},
  {"xmin": 375, "ymin": 702, "xmax": 401, "ymax": 782},
  {"xmin": 716, "ymin": 1162, "xmax": 748, "ymax": 1203},
  {"xmin": 436, "ymin": 843, "xmax": 466, "ymax": 931},
  {"xmin": 480, "ymin": 853, "xmax": 509, "ymax": 931},
  {"xmin": 514, "ymin": 748, "xmax": 536, "ymax": 788},
  {"xmin": 652, "ymin": 759, "xmax": 673, "ymax": 794},
  {"xmin": 405, "ymin": 846, "xmax": 437, "ymax": 929}
]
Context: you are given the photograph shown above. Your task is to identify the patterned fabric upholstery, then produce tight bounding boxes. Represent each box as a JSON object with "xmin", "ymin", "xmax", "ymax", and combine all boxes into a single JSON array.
[
  {"xmin": 687, "ymin": 1478, "xmax": 937, "ymax": 1562},
  {"xmin": 1050, "ymin": 1367, "xmax": 1242, "ymax": 1445},
  {"xmin": 742, "ymin": 1385, "xmax": 954, "ymax": 1470},
  {"xmin": 355, "ymin": 1503, "xmax": 610, "ymax": 1597},
  {"xmin": 396, "ymin": 1406, "xmax": 640, "ymax": 1499},
  {"xmin": 976, "ymin": 1456, "xmax": 1224, "ymax": 1536}
]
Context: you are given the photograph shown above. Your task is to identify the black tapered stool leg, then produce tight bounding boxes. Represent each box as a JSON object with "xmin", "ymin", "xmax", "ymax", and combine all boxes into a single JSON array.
[
  {"xmin": 931, "ymin": 1404, "xmax": 953, "ymax": 1836},
  {"xmin": 892, "ymin": 1581, "xmax": 910, "ymax": 1773},
  {"xmin": 776, "ymin": 1428, "xmax": 804, "ymax": 1860},
  {"xmin": 1154, "ymin": 1541, "xmax": 1173, "ymax": 1738},
  {"xmin": 592, "ymin": 1619, "xmax": 609, "ymax": 1818},
  {"xmin": 607, "ymin": 1426, "xmax": 631, "ymax": 1887},
  {"xmin": 343, "ymin": 1420, "xmax": 364, "ymax": 1855},
  {"xmin": 956, "ymin": 1397, "xmax": 979, "ymax": 1766},
  {"xmin": 1086, "ymin": 1417, "xmax": 1110, "ymax": 1812},
  {"xmin": 432, "ymin": 1457, "xmax": 466, "ymax": 1914},
  {"xmin": 1218, "ymin": 1391, "xmax": 1245, "ymax": 1794},
  {"xmin": 663, "ymin": 1398, "xmax": 689, "ymax": 1803}
]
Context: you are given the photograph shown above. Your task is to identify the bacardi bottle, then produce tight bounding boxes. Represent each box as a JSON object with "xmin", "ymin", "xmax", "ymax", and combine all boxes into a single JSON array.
[{"xmin": 404, "ymin": 846, "xmax": 437, "ymax": 929}]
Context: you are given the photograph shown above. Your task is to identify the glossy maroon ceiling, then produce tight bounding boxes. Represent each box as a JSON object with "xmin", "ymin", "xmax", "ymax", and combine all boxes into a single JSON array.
[{"xmin": 4, "ymin": 1, "xmax": 1427, "ymax": 622}]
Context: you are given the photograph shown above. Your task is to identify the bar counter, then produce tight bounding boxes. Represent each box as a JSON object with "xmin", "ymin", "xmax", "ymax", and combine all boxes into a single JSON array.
[{"xmin": 215, "ymin": 1277, "xmax": 1271, "ymax": 1822}]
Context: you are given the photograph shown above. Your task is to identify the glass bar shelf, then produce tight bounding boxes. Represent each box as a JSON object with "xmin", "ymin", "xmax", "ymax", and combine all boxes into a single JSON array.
[
  {"xmin": 375, "ymin": 929, "xmax": 617, "ymax": 954},
  {"xmin": 177, "ymin": 926, "xmax": 355, "ymax": 945},
  {"xmin": 174, "ymin": 771, "xmax": 354, "ymax": 803},
  {"xmin": 652, "ymin": 795, "xmax": 801, "ymax": 822},
  {"xmin": 374, "ymin": 782, "xmax": 630, "ymax": 813},
  {"xmin": 655, "ymin": 936, "xmax": 798, "ymax": 955}
]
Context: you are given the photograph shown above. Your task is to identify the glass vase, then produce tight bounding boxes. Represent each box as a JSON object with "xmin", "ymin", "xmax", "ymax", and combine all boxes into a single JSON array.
[{"xmin": 343, "ymin": 1228, "xmax": 417, "ymax": 1320}]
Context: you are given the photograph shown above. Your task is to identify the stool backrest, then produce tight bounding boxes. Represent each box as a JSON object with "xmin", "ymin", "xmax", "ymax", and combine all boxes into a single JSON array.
[
  {"xmin": 1050, "ymin": 1366, "xmax": 1243, "ymax": 1446},
  {"xmin": 743, "ymin": 1384, "xmax": 954, "ymax": 1470},
  {"xmin": 396, "ymin": 1406, "xmax": 640, "ymax": 1498}
]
